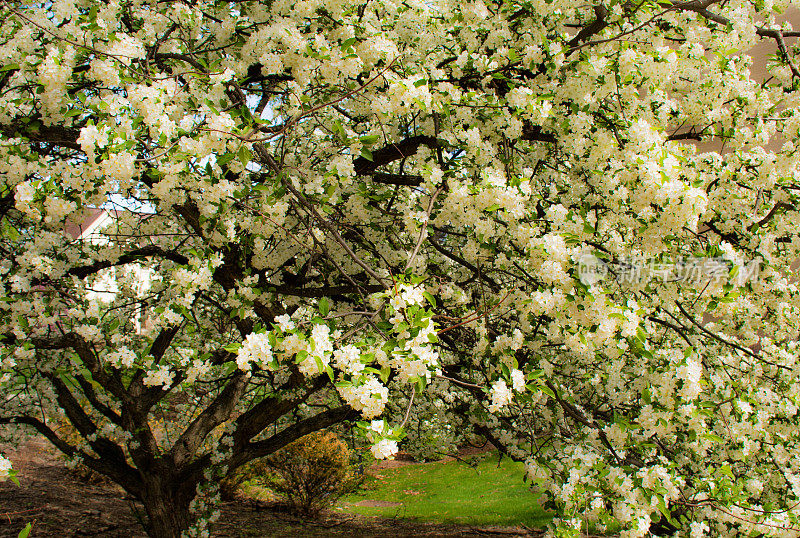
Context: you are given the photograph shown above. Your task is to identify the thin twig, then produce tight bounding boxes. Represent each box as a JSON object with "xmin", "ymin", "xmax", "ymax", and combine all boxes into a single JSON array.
[
  {"xmin": 399, "ymin": 385, "xmax": 416, "ymax": 429},
  {"xmin": 404, "ymin": 185, "xmax": 443, "ymax": 272}
]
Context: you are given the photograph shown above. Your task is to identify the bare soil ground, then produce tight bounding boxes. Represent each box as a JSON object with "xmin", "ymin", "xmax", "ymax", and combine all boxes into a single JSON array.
[{"xmin": 0, "ymin": 439, "xmax": 539, "ymax": 537}]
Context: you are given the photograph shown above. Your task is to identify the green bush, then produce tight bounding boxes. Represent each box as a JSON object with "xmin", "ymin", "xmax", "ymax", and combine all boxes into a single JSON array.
[{"xmin": 263, "ymin": 430, "xmax": 359, "ymax": 516}]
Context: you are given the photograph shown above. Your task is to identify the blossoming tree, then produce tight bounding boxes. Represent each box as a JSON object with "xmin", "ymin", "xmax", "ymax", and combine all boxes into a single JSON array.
[{"xmin": 1, "ymin": 0, "xmax": 800, "ymax": 536}]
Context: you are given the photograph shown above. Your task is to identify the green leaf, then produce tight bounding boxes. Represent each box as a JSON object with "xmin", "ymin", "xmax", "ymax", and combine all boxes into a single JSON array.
[
  {"xmin": 223, "ymin": 343, "xmax": 241, "ymax": 353},
  {"xmin": 238, "ymin": 145, "xmax": 252, "ymax": 164},
  {"xmin": 656, "ymin": 497, "xmax": 678, "ymax": 527},
  {"xmin": 18, "ymin": 523, "xmax": 32, "ymax": 538},
  {"xmin": 719, "ymin": 463, "xmax": 734, "ymax": 478},
  {"xmin": 540, "ymin": 385, "xmax": 556, "ymax": 399},
  {"xmin": 359, "ymin": 134, "xmax": 379, "ymax": 145},
  {"xmin": 359, "ymin": 148, "xmax": 373, "ymax": 162},
  {"xmin": 217, "ymin": 152, "xmax": 236, "ymax": 166},
  {"xmin": 3, "ymin": 220, "xmax": 20, "ymax": 242},
  {"xmin": 332, "ymin": 120, "xmax": 346, "ymax": 141},
  {"xmin": 703, "ymin": 433, "xmax": 725, "ymax": 444},
  {"xmin": 318, "ymin": 297, "xmax": 330, "ymax": 317},
  {"xmin": 415, "ymin": 377, "xmax": 425, "ymax": 393},
  {"xmin": 528, "ymin": 369, "xmax": 544, "ymax": 379}
]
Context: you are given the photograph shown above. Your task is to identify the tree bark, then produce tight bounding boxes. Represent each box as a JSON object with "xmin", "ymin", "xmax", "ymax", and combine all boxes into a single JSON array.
[{"xmin": 140, "ymin": 471, "xmax": 195, "ymax": 538}]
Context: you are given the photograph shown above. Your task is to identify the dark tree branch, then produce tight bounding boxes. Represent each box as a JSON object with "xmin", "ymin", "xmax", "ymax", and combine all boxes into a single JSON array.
[
  {"xmin": 752, "ymin": 202, "xmax": 794, "ymax": 231},
  {"xmin": 354, "ymin": 127, "xmax": 554, "ymax": 185},
  {"xmin": 0, "ymin": 119, "xmax": 81, "ymax": 151},
  {"xmin": 0, "ymin": 414, "xmax": 140, "ymax": 494},
  {"xmin": 649, "ymin": 315, "xmax": 694, "ymax": 346},
  {"xmin": 153, "ymin": 52, "xmax": 207, "ymax": 72},
  {"xmin": 29, "ymin": 245, "xmax": 190, "ymax": 287},
  {"xmin": 73, "ymin": 374, "xmax": 123, "ymax": 426},
  {"xmin": 543, "ymin": 379, "xmax": 627, "ymax": 465},
  {"xmin": 46, "ymin": 373, "xmax": 135, "ymax": 475},
  {"xmin": 677, "ymin": 1, "xmax": 800, "ymax": 40},
  {"xmin": 232, "ymin": 374, "xmax": 329, "ymax": 447},
  {"xmin": 702, "ymin": 219, "xmax": 741, "ymax": 246},
  {"xmin": 127, "ymin": 325, "xmax": 183, "ymax": 416},
  {"xmin": 0, "ymin": 415, "xmax": 80, "ymax": 457},
  {"xmin": 66, "ymin": 245, "xmax": 190, "ymax": 279},
  {"xmin": 0, "ymin": 190, "xmax": 15, "ymax": 220},
  {"xmin": 271, "ymin": 283, "xmax": 384, "ymax": 298},
  {"xmin": 567, "ymin": 5, "xmax": 610, "ymax": 49},
  {"xmin": 16, "ymin": 332, "xmax": 129, "ymax": 401},
  {"xmin": 171, "ymin": 372, "xmax": 249, "ymax": 467},
  {"xmin": 368, "ymin": 172, "xmax": 424, "ymax": 186},
  {"xmin": 521, "ymin": 122, "xmax": 558, "ymax": 143},
  {"xmin": 675, "ymin": 301, "xmax": 764, "ymax": 361},
  {"xmin": 233, "ymin": 405, "xmax": 358, "ymax": 467},
  {"xmin": 354, "ymin": 135, "xmax": 438, "ymax": 176},
  {"xmin": 668, "ymin": 131, "xmax": 703, "ymax": 141},
  {"xmin": 428, "ymin": 234, "xmax": 500, "ymax": 292}
]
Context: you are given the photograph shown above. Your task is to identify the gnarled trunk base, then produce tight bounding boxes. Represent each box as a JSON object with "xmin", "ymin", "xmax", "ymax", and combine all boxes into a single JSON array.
[{"xmin": 141, "ymin": 474, "xmax": 194, "ymax": 538}]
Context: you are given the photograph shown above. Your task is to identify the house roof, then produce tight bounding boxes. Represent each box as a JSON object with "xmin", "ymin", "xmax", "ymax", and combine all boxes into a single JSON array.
[
  {"xmin": 64, "ymin": 207, "xmax": 107, "ymax": 240},
  {"xmin": 65, "ymin": 207, "xmax": 157, "ymax": 241}
]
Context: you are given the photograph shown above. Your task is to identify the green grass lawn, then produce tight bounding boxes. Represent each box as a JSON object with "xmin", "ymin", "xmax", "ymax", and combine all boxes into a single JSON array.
[{"xmin": 338, "ymin": 453, "xmax": 551, "ymax": 528}]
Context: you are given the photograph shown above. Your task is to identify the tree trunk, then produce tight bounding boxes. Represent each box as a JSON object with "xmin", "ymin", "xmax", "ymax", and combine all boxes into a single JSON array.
[{"xmin": 140, "ymin": 473, "xmax": 194, "ymax": 538}]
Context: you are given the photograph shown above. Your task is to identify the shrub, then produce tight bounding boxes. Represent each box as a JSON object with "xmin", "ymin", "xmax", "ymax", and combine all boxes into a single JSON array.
[{"xmin": 262, "ymin": 430, "xmax": 358, "ymax": 516}]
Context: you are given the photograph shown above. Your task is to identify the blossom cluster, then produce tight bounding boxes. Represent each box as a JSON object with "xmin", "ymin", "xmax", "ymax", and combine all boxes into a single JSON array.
[{"xmin": 1, "ymin": 0, "xmax": 800, "ymax": 536}]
